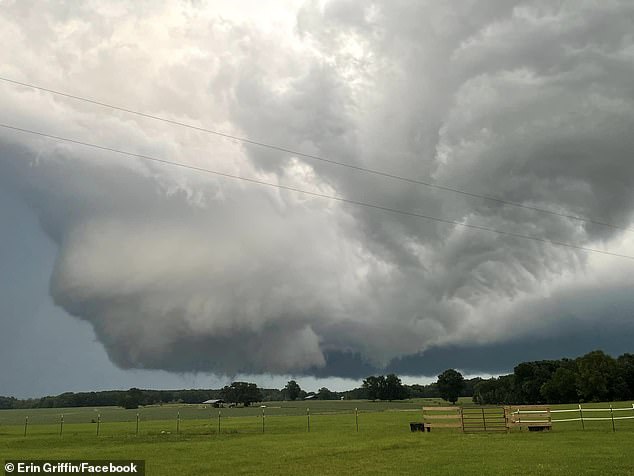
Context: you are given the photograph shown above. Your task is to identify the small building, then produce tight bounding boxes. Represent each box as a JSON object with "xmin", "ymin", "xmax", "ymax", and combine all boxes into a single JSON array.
[{"xmin": 202, "ymin": 398, "xmax": 225, "ymax": 408}]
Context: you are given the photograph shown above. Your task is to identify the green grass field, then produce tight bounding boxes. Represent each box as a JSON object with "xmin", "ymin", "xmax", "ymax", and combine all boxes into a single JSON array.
[{"xmin": 2, "ymin": 399, "xmax": 633, "ymax": 475}]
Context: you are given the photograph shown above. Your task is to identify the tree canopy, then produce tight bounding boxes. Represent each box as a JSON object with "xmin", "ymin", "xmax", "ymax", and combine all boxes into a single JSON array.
[
  {"xmin": 362, "ymin": 374, "xmax": 408, "ymax": 401},
  {"xmin": 283, "ymin": 380, "xmax": 302, "ymax": 401},
  {"xmin": 437, "ymin": 369, "xmax": 466, "ymax": 404},
  {"xmin": 473, "ymin": 350, "xmax": 634, "ymax": 405},
  {"xmin": 220, "ymin": 382, "xmax": 262, "ymax": 407}
]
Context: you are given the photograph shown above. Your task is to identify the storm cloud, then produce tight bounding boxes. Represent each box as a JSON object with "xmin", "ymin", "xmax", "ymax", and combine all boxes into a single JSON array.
[{"xmin": 1, "ymin": 0, "xmax": 634, "ymax": 378}]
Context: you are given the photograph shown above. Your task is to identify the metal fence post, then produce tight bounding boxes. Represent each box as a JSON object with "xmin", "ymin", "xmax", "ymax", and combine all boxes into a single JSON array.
[{"xmin": 579, "ymin": 404, "xmax": 585, "ymax": 430}]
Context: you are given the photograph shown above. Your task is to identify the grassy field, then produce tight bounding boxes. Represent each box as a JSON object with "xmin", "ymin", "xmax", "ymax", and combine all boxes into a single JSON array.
[
  {"xmin": 1, "ymin": 399, "xmax": 634, "ymax": 475},
  {"xmin": 0, "ymin": 398, "xmax": 437, "ymax": 426}
]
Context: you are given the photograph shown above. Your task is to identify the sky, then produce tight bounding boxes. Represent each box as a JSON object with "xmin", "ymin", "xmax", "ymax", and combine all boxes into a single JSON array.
[{"xmin": 1, "ymin": 0, "xmax": 634, "ymax": 398}]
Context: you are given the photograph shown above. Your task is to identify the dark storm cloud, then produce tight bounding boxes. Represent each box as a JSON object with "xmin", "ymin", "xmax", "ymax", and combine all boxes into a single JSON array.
[{"xmin": 1, "ymin": 0, "xmax": 634, "ymax": 378}]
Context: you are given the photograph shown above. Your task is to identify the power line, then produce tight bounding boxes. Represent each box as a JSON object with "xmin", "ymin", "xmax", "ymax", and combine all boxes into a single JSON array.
[
  {"xmin": 1, "ymin": 122, "xmax": 633, "ymax": 261},
  {"xmin": 1, "ymin": 75, "xmax": 632, "ymax": 234}
]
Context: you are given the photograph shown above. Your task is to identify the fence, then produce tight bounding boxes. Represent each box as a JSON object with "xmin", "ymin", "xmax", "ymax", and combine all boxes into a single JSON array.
[
  {"xmin": 461, "ymin": 406, "xmax": 508, "ymax": 433},
  {"xmin": 548, "ymin": 403, "xmax": 634, "ymax": 431},
  {"xmin": 421, "ymin": 404, "xmax": 634, "ymax": 433},
  {"xmin": 509, "ymin": 404, "xmax": 634, "ymax": 432},
  {"xmin": 507, "ymin": 405, "xmax": 552, "ymax": 431},
  {"xmin": 422, "ymin": 406, "xmax": 462, "ymax": 431},
  {"xmin": 1, "ymin": 407, "xmax": 380, "ymax": 438},
  {"xmin": 5, "ymin": 403, "xmax": 634, "ymax": 438}
]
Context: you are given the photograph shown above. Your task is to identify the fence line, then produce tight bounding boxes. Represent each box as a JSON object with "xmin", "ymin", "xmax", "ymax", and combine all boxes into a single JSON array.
[
  {"xmin": 550, "ymin": 407, "xmax": 633, "ymax": 413},
  {"xmin": 10, "ymin": 407, "xmax": 372, "ymax": 437},
  {"xmin": 512, "ymin": 404, "xmax": 634, "ymax": 430},
  {"xmin": 8, "ymin": 403, "xmax": 634, "ymax": 437}
]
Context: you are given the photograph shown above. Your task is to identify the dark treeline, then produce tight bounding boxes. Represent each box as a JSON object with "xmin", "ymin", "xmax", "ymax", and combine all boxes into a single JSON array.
[
  {"xmin": 0, "ymin": 388, "xmax": 286, "ymax": 410},
  {"xmin": 2, "ymin": 349, "xmax": 632, "ymax": 409},
  {"xmin": 0, "ymin": 380, "xmax": 475, "ymax": 409},
  {"xmin": 340, "ymin": 375, "xmax": 481, "ymax": 401},
  {"xmin": 474, "ymin": 350, "xmax": 634, "ymax": 405}
]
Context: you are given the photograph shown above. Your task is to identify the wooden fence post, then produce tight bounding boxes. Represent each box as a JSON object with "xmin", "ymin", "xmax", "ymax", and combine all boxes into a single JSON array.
[
  {"xmin": 481, "ymin": 407, "xmax": 487, "ymax": 432},
  {"xmin": 610, "ymin": 405, "xmax": 615, "ymax": 432},
  {"xmin": 96, "ymin": 413, "xmax": 101, "ymax": 436},
  {"xmin": 24, "ymin": 416, "xmax": 28, "ymax": 437}
]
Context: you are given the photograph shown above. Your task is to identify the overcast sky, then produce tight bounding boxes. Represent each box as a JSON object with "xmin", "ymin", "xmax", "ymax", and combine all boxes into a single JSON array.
[{"xmin": 1, "ymin": 1, "xmax": 634, "ymax": 398}]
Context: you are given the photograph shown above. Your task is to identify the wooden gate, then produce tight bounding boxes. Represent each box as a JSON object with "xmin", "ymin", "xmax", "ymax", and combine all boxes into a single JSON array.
[{"xmin": 461, "ymin": 406, "xmax": 508, "ymax": 433}]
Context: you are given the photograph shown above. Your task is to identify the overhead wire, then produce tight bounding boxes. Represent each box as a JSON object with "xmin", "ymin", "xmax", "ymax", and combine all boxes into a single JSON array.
[
  {"xmin": 1, "ymin": 122, "xmax": 633, "ymax": 261},
  {"xmin": 1, "ymin": 76, "xmax": 632, "ymax": 234}
]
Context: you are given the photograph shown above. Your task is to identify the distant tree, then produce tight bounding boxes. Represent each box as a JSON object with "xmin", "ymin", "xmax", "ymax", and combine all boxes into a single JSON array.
[
  {"xmin": 461, "ymin": 378, "xmax": 483, "ymax": 398},
  {"xmin": 317, "ymin": 387, "xmax": 335, "ymax": 400},
  {"xmin": 342, "ymin": 387, "xmax": 368, "ymax": 400},
  {"xmin": 513, "ymin": 361, "xmax": 560, "ymax": 404},
  {"xmin": 260, "ymin": 388, "xmax": 284, "ymax": 402},
  {"xmin": 283, "ymin": 380, "xmax": 302, "ymax": 401},
  {"xmin": 408, "ymin": 383, "xmax": 440, "ymax": 399},
  {"xmin": 472, "ymin": 375, "xmax": 516, "ymax": 405},
  {"xmin": 119, "ymin": 389, "xmax": 141, "ymax": 409},
  {"xmin": 361, "ymin": 374, "xmax": 408, "ymax": 400},
  {"xmin": 221, "ymin": 382, "xmax": 262, "ymax": 407},
  {"xmin": 383, "ymin": 374, "xmax": 408, "ymax": 400},
  {"xmin": 362, "ymin": 376, "xmax": 386, "ymax": 400},
  {"xmin": 0, "ymin": 396, "xmax": 17, "ymax": 409},
  {"xmin": 576, "ymin": 351, "xmax": 626, "ymax": 402},
  {"xmin": 540, "ymin": 367, "xmax": 579, "ymax": 404},
  {"xmin": 161, "ymin": 391, "xmax": 174, "ymax": 404},
  {"xmin": 437, "ymin": 369, "xmax": 465, "ymax": 404},
  {"xmin": 617, "ymin": 353, "xmax": 634, "ymax": 399}
]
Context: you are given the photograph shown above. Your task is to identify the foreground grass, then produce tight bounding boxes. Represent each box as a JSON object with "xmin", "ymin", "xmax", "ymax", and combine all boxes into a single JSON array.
[{"xmin": 1, "ymin": 402, "xmax": 633, "ymax": 475}]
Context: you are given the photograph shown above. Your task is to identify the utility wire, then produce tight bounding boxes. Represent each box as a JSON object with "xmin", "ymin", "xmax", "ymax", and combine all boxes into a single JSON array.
[
  {"xmin": 1, "ymin": 76, "xmax": 631, "ymax": 234},
  {"xmin": 1, "ymin": 122, "xmax": 633, "ymax": 261}
]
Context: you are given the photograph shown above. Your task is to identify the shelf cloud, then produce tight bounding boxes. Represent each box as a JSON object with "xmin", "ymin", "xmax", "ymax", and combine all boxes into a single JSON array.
[{"xmin": 1, "ymin": 0, "xmax": 634, "ymax": 378}]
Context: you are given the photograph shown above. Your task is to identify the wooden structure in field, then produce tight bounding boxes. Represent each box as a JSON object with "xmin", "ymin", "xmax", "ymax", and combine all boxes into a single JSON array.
[
  {"xmin": 422, "ymin": 404, "xmax": 634, "ymax": 434},
  {"xmin": 422, "ymin": 405, "xmax": 548, "ymax": 433},
  {"xmin": 507, "ymin": 405, "xmax": 552, "ymax": 431},
  {"xmin": 422, "ymin": 406, "xmax": 462, "ymax": 431},
  {"xmin": 461, "ymin": 406, "xmax": 508, "ymax": 433}
]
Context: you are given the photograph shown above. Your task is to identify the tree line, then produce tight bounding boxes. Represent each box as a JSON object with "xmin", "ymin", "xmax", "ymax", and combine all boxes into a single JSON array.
[
  {"xmin": 1, "ymin": 349, "xmax": 631, "ymax": 409},
  {"xmin": 0, "ymin": 382, "xmax": 344, "ymax": 410},
  {"xmin": 0, "ymin": 389, "xmax": 220, "ymax": 410},
  {"xmin": 473, "ymin": 350, "xmax": 634, "ymax": 405}
]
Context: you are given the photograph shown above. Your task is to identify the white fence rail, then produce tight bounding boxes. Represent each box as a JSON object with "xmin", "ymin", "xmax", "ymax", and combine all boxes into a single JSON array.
[{"xmin": 511, "ymin": 404, "xmax": 634, "ymax": 431}]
